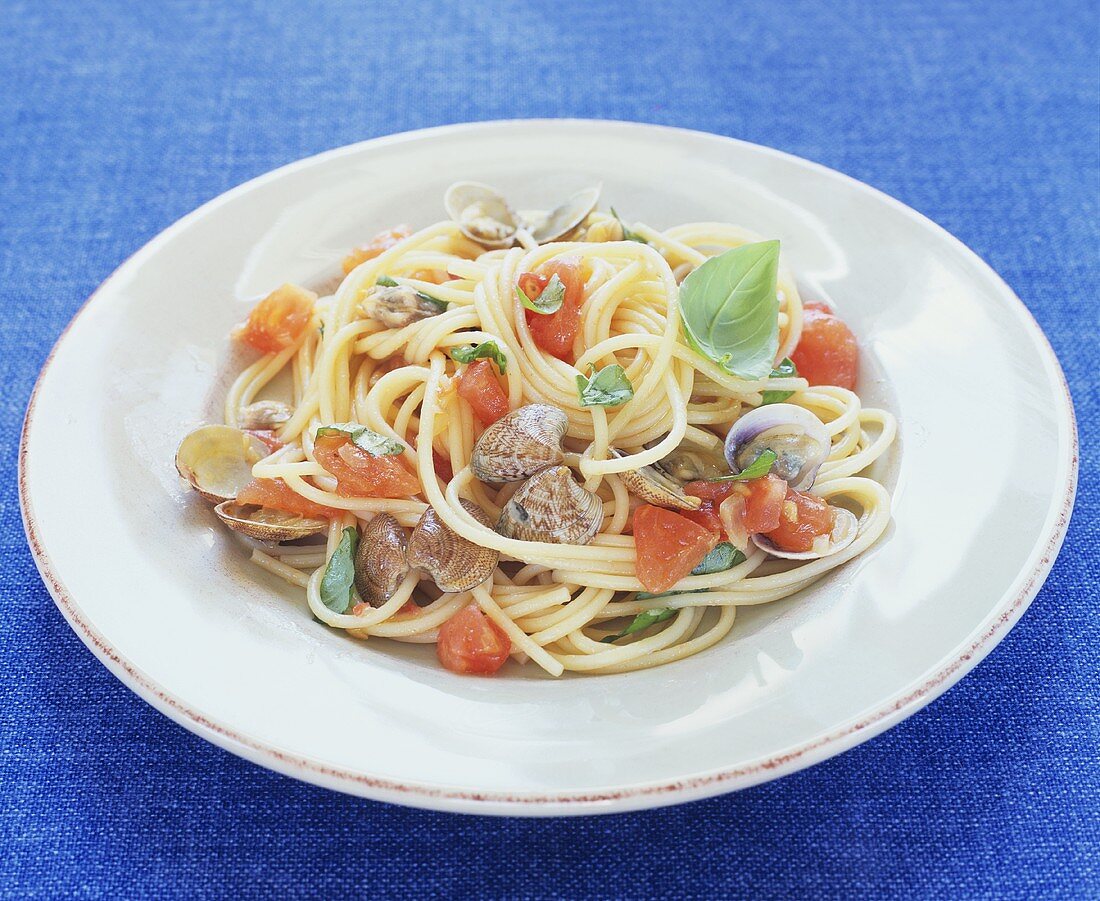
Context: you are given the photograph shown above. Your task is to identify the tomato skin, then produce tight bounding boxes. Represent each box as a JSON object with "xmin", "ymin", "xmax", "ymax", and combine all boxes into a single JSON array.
[
  {"xmin": 455, "ymin": 358, "xmax": 510, "ymax": 425},
  {"xmin": 313, "ymin": 435, "xmax": 421, "ymax": 498},
  {"xmin": 762, "ymin": 488, "xmax": 836, "ymax": 553},
  {"xmin": 237, "ymin": 284, "xmax": 315, "ymax": 354},
  {"xmin": 236, "ymin": 478, "xmax": 341, "ymax": 519},
  {"xmin": 342, "ymin": 224, "xmax": 413, "ymax": 274},
  {"xmin": 523, "ymin": 258, "xmax": 584, "ymax": 360},
  {"xmin": 791, "ymin": 306, "xmax": 859, "ymax": 390},
  {"xmin": 633, "ymin": 504, "xmax": 719, "ymax": 594},
  {"xmin": 437, "ymin": 604, "xmax": 512, "ymax": 675}
]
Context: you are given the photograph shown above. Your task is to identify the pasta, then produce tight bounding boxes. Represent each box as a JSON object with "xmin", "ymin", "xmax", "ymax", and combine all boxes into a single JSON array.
[{"xmin": 178, "ymin": 185, "xmax": 896, "ymax": 677}]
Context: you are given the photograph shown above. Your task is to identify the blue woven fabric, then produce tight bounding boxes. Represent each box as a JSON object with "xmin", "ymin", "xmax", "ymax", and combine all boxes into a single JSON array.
[{"xmin": 2, "ymin": 1, "xmax": 1096, "ymax": 897}]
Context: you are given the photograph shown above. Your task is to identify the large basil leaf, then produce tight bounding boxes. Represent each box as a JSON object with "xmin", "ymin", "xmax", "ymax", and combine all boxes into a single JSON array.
[
  {"xmin": 679, "ymin": 241, "xmax": 781, "ymax": 380},
  {"xmin": 320, "ymin": 527, "xmax": 359, "ymax": 613}
]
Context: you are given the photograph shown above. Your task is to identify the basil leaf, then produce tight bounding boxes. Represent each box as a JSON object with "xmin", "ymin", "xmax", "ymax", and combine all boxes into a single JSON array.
[
  {"xmin": 376, "ymin": 275, "xmax": 447, "ymax": 311},
  {"xmin": 516, "ymin": 273, "xmax": 565, "ymax": 315},
  {"xmin": 450, "ymin": 339, "xmax": 508, "ymax": 374},
  {"xmin": 315, "ymin": 423, "xmax": 404, "ymax": 456},
  {"xmin": 710, "ymin": 448, "xmax": 778, "ymax": 482},
  {"xmin": 599, "ymin": 607, "xmax": 677, "ymax": 643},
  {"xmin": 679, "ymin": 241, "xmax": 781, "ymax": 380},
  {"xmin": 320, "ymin": 527, "xmax": 359, "ymax": 614},
  {"xmin": 761, "ymin": 357, "xmax": 798, "ymax": 405},
  {"xmin": 691, "ymin": 542, "xmax": 746, "ymax": 575},
  {"xmin": 576, "ymin": 364, "xmax": 634, "ymax": 407},
  {"xmin": 610, "ymin": 206, "xmax": 648, "ymax": 244}
]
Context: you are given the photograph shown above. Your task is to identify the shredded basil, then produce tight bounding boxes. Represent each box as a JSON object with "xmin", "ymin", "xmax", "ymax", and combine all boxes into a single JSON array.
[
  {"xmin": 599, "ymin": 607, "xmax": 677, "ymax": 643},
  {"xmin": 576, "ymin": 364, "xmax": 634, "ymax": 407},
  {"xmin": 610, "ymin": 206, "xmax": 648, "ymax": 244},
  {"xmin": 376, "ymin": 275, "xmax": 447, "ymax": 311},
  {"xmin": 709, "ymin": 448, "xmax": 778, "ymax": 482},
  {"xmin": 320, "ymin": 527, "xmax": 359, "ymax": 614},
  {"xmin": 449, "ymin": 339, "xmax": 508, "ymax": 374},
  {"xmin": 761, "ymin": 357, "xmax": 798, "ymax": 405},
  {"xmin": 679, "ymin": 241, "xmax": 781, "ymax": 380},
  {"xmin": 315, "ymin": 423, "xmax": 404, "ymax": 456},
  {"xmin": 516, "ymin": 273, "xmax": 565, "ymax": 315},
  {"xmin": 691, "ymin": 542, "xmax": 746, "ymax": 575}
]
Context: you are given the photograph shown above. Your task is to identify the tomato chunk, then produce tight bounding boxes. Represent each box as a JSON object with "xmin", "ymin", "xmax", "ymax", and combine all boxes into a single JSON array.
[
  {"xmin": 244, "ymin": 429, "xmax": 284, "ymax": 453},
  {"xmin": 741, "ymin": 474, "xmax": 788, "ymax": 533},
  {"xmin": 236, "ymin": 284, "xmax": 315, "ymax": 354},
  {"xmin": 762, "ymin": 488, "xmax": 836, "ymax": 553},
  {"xmin": 791, "ymin": 306, "xmax": 859, "ymax": 390},
  {"xmin": 437, "ymin": 604, "xmax": 511, "ymax": 675},
  {"xmin": 342, "ymin": 225, "xmax": 413, "ymax": 274},
  {"xmin": 688, "ymin": 475, "xmax": 789, "ymax": 549},
  {"xmin": 522, "ymin": 258, "xmax": 584, "ymax": 361},
  {"xmin": 455, "ymin": 358, "xmax": 510, "ymax": 425},
  {"xmin": 236, "ymin": 478, "xmax": 340, "ymax": 519},
  {"xmin": 432, "ymin": 450, "xmax": 454, "ymax": 483},
  {"xmin": 633, "ymin": 504, "xmax": 719, "ymax": 594},
  {"xmin": 313, "ymin": 435, "xmax": 420, "ymax": 498}
]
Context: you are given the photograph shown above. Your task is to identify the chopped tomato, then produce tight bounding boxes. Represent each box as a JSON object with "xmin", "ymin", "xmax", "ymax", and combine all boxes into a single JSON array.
[
  {"xmin": 633, "ymin": 504, "xmax": 719, "ymax": 594},
  {"xmin": 522, "ymin": 258, "xmax": 584, "ymax": 360},
  {"xmin": 680, "ymin": 503, "xmax": 722, "ymax": 535},
  {"xmin": 688, "ymin": 474, "xmax": 789, "ymax": 549},
  {"xmin": 455, "ymin": 358, "xmax": 510, "ymax": 425},
  {"xmin": 313, "ymin": 434, "xmax": 420, "ymax": 498},
  {"xmin": 432, "ymin": 450, "xmax": 454, "ymax": 483},
  {"xmin": 244, "ymin": 429, "xmax": 284, "ymax": 453},
  {"xmin": 342, "ymin": 224, "xmax": 413, "ymax": 274},
  {"xmin": 791, "ymin": 305, "xmax": 859, "ymax": 390},
  {"xmin": 437, "ymin": 604, "xmax": 511, "ymax": 675},
  {"xmin": 399, "ymin": 600, "xmax": 419, "ymax": 615},
  {"xmin": 236, "ymin": 284, "xmax": 315, "ymax": 354},
  {"xmin": 741, "ymin": 474, "xmax": 788, "ymax": 533},
  {"xmin": 762, "ymin": 488, "xmax": 836, "ymax": 553},
  {"xmin": 236, "ymin": 478, "xmax": 340, "ymax": 519},
  {"xmin": 517, "ymin": 272, "xmax": 548, "ymax": 300}
]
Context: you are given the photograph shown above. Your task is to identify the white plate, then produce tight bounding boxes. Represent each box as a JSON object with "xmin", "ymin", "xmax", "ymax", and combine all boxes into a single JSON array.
[{"xmin": 20, "ymin": 120, "xmax": 1077, "ymax": 815}]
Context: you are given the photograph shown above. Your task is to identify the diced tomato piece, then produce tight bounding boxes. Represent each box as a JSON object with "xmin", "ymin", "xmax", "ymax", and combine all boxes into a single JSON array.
[
  {"xmin": 522, "ymin": 258, "xmax": 584, "ymax": 361},
  {"xmin": 236, "ymin": 478, "xmax": 340, "ymax": 519},
  {"xmin": 517, "ymin": 272, "xmax": 548, "ymax": 300},
  {"xmin": 432, "ymin": 450, "xmax": 454, "ymax": 483},
  {"xmin": 791, "ymin": 306, "xmax": 859, "ymax": 390},
  {"xmin": 437, "ymin": 604, "xmax": 511, "ymax": 675},
  {"xmin": 342, "ymin": 225, "xmax": 414, "ymax": 274},
  {"xmin": 762, "ymin": 488, "xmax": 837, "ymax": 553},
  {"xmin": 690, "ymin": 475, "xmax": 790, "ymax": 549},
  {"xmin": 741, "ymin": 474, "xmax": 788, "ymax": 533},
  {"xmin": 313, "ymin": 435, "xmax": 420, "ymax": 498},
  {"xmin": 399, "ymin": 600, "xmax": 419, "ymax": 615},
  {"xmin": 236, "ymin": 284, "xmax": 315, "ymax": 354},
  {"xmin": 244, "ymin": 429, "xmax": 284, "ymax": 453},
  {"xmin": 455, "ymin": 358, "xmax": 510, "ymax": 425},
  {"xmin": 633, "ymin": 504, "xmax": 719, "ymax": 594},
  {"xmin": 680, "ymin": 502, "xmax": 722, "ymax": 535}
]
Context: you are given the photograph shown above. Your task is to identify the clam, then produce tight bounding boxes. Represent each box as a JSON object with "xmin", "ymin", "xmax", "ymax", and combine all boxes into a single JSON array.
[
  {"xmin": 238, "ymin": 400, "xmax": 293, "ymax": 430},
  {"xmin": 724, "ymin": 404, "xmax": 830, "ymax": 490},
  {"xmin": 444, "ymin": 181, "xmax": 521, "ymax": 248},
  {"xmin": 752, "ymin": 507, "xmax": 859, "ymax": 560},
  {"xmin": 213, "ymin": 501, "xmax": 327, "ymax": 542},
  {"xmin": 175, "ymin": 425, "xmax": 269, "ymax": 504},
  {"xmin": 651, "ymin": 443, "xmax": 728, "ymax": 483},
  {"xmin": 470, "ymin": 404, "xmax": 568, "ymax": 483},
  {"xmin": 406, "ymin": 499, "xmax": 499, "ymax": 593},
  {"xmin": 610, "ymin": 448, "xmax": 701, "ymax": 511},
  {"xmin": 496, "ymin": 465, "xmax": 603, "ymax": 545},
  {"xmin": 354, "ymin": 513, "xmax": 409, "ymax": 606},
  {"xmin": 526, "ymin": 186, "xmax": 601, "ymax": 244},
  {"xmin": 363, "ymin": 285, "xmax": 443, "ymax": 329}
]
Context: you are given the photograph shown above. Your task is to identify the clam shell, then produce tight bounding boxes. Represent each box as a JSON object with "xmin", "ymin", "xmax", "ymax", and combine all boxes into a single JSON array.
[
  {"xmin": 611, "ymin": 448, "xmax": 701, "ymax": 511},
  {"xmin": 527, "ymin": 185, "xmax": 601, "ymax": 244},
  {"xmin": 406, "ymin": 499, "xmax": 499, "ymax": 593},
  {"xmin": 751, "ymin": 507, "xmax": 859, "ymax": 560},
  {"xmin": 725, "ymin": 403, "xmax": 830, "ymax": 490},
  {"xmin": 354, "ymin": 513, "xmax": 409, "ymax": 606},
  {"xmin": 470, "ymin": 404, "xmax": 568, "ymax": 483},
  {"xmin": 176, "ymin": 425, "xmax": 269, "ymax": 504},
  {"xmin": 238, "ymin": 400, "xmax": 293, "ymax": 430},
  {"xmin": 496, "ymin": 465, "xmax": 603, "ymax": 545},
  {"xmin": 214, "ymin": 501, "xmax": 327, "ymax": 542},
  {"xmin": 444, "ymin": 181, "xmax": 520, "ymax": 248}
]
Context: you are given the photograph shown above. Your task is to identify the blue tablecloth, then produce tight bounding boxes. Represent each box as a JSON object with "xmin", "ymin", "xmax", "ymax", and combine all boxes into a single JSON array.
[{"xmin": 2, "ymin": 1, "xmax": 1096, "ymax": 897}]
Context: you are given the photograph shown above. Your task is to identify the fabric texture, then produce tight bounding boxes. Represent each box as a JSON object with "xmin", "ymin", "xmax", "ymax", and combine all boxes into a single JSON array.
[{"xmin": 1, "ymin": 1, "xmax": 1096, "ymax": 897}]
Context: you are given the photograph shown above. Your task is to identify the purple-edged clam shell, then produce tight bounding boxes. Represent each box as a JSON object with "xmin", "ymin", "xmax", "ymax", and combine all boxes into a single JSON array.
[
  {"xmin": 751, "ymin": 507, "xmax": 859, "ymax": 560},
  {"xmin": 724, "ymin": 403, "xmax": 830, "ymax": 490}
]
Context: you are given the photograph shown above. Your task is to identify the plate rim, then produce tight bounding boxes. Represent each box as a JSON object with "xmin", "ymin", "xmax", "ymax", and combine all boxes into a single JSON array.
[{"xmin": 18, "ymin": 118, "xmax": 1080, "ymax": 816}]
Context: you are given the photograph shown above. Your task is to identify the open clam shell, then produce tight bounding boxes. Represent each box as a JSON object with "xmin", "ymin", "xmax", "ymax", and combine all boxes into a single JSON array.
[
  {"xmin": 175, "ymin": 425, "xmax": 269, "ymax": 504},
  {"xmin": 214, "ymin": 501, "xmax": 327, "ymax": 542},
  {"xmin": 725, "ymin": 403, "xmax": 830, "ymax": 490},
  {"xmin": 526, "ymin": 185, "xmax": 601, "ymax": 244},
  {"xmin": 610, "ymin": 448, "xmax": 701, "ymax": 511},
  {"xmin": 444, "ymin": 181, "xmax": 520, "ymax": 248}
]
